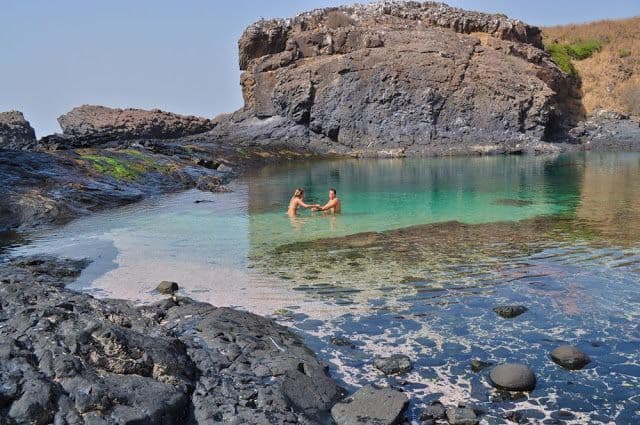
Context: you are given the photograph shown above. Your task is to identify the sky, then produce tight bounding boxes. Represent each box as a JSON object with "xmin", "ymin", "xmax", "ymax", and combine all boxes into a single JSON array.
[{"xmin": 1, "ymin": 1, "xmax": 639, "ymax": 137}]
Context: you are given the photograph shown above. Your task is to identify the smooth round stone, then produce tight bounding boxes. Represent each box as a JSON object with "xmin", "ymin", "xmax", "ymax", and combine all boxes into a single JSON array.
[
  {"xmin": 550, "ymin": 345, "xmax": 591, "ymax": 370},
  {"xmin": 489, "ymin": 363, "xmax": 536, "ymax": 391},
  {"xmin": 493, "ymin": 305, "xmax": 528, "ymax": 318},
  {"xmin": 373, "ymin": 354, "xmax": 412, "ymax": 375},
  {"xmin": 156, "ymin": 280, "xmax": 178, "ymax": 294}
]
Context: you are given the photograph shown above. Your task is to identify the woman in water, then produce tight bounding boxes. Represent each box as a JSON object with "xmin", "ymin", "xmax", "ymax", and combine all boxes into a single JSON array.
[{"xmin": 287, "ymin": 188, "xmax": 319, "ymax": 216}]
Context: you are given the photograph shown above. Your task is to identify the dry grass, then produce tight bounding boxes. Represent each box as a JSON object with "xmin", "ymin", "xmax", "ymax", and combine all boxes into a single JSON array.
[
  {"xmin": 543, "ymin": 16, "xmax": 640, "ymax": 116},
  {"xmin": 325, "ymin": 10, "xmax": 355, "ymax": 29}
]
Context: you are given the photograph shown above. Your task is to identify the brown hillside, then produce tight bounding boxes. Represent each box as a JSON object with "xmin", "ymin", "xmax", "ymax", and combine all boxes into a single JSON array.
[{"xmin": 543, "ymin": 16, "xmax": 640, "ymax": 117}]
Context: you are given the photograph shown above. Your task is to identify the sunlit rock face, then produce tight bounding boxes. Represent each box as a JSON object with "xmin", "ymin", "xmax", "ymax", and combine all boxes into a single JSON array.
[
  {"xmin": 0, "ymin": 111, "xmax": 37, "ymax": 150},
  {"xmin": 212, "ymin": 1, "xmax": 569, "ymax": 156}
]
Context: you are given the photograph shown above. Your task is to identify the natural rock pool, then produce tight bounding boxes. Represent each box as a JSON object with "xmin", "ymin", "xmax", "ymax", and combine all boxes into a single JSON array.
[{"xmin": 8, "ymin": 152, "xmax": 640, "ymax": 423}]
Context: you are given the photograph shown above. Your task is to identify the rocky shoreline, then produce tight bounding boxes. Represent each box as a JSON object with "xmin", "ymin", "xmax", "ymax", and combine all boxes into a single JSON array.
[
  {"xmin": 1, "ymin": 254, "xmax": 598, "ymax": 424},
  {"xmin": 0, "ymin": 255, "xmax": 347, "ymax": 424}
]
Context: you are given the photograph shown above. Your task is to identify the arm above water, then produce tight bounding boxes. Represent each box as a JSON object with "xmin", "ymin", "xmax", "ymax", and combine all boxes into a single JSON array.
[
  {"xmin": 315, "ymin": 199, "xmax": 338, "ymax": 211},
  {"xmin": 297, "ymin": 199, "xmax": 319, "ymax": 209}
]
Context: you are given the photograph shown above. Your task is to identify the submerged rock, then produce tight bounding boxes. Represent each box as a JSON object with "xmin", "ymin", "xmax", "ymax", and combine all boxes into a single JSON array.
[
  {"xmin": 330, "ymin": 336, "xmax": 356, "ymax": 348},
  {"xmin": 331, "ymin": 385, "xmax": 408, "ymax": 425},
  {"xmin": 470, "ymin": 359, "xmax": 493, "ymax": 372},
  {"xmin": 373, "ymin": 354, "xmax": 413, "ymax": 375},
  {"xmin": 0, "ymin": 111, "xmax": 37, "ymax": 150},
  {"xmin": 489, "ymin": 363, "xmax": 537, "ymax": 392},
  {"xmin": 156, "ymin": 280, "xmax": 179, "ymax": 294},
  {"xmin": 492, "ymin": 198, "xmax": 534, "ymax": 207},
  {"xmin": 550, "ymin": 345, "xmax": 591, "ymax": 370},
  {"xmin": 493, "ymin": 305, "xmax": 528, "ymax": 318}
]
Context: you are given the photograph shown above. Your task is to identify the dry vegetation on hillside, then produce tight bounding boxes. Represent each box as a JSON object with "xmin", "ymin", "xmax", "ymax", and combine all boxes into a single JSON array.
[{"xmin": 543, "ymin": 16, "xmax": 640, "ymax": 116}]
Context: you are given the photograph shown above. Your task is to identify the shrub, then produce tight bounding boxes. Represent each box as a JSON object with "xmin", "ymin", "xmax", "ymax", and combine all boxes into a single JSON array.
[
  {"xmin": 566, "ymin": 39, "xmax": 602, "ymax": 59},
  {"xmin": 619, "ymin": 48, "xmax": 631, "ymax": 58},
  {"xmin": 546, "ymin": 39, "xmax": 602, "ymax": 75},
  {"xmin": 546, "ymin": 44, "xmax": 577, "ymax": 75}
]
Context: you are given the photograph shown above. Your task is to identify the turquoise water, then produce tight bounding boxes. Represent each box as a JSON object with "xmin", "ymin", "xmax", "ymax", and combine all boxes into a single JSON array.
[
  {"xmin": 9, "ymin": 152, "xmax": 640, "ymax": 423},
  {"xmin": 244, "ymin": 155, "xmax": 579, "ymax": 251}
]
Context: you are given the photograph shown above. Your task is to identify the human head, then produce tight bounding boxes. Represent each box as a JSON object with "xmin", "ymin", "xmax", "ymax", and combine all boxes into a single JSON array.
[
  {"xmin": 294, "ymin": 188, "xmax": 304, "ymax": 198},
  {"xmin": 329, "ymin": 188, "xmax": 337, "ymax": 200}
]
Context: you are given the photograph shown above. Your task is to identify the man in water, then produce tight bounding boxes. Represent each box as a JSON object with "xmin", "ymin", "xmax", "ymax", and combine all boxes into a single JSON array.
[{"xmin": 313, "ymin": 188, "xmax": 341, "ymax": 214}]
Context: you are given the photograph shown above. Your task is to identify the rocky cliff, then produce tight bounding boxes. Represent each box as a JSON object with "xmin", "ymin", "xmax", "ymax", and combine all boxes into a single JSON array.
[
  {"xmin": 210, "ymin": 1, "xmax": 571, "ymax": 156},
  {"xmin": 0, "ymin": 111, "xmax": 37, "ymax": 150}
]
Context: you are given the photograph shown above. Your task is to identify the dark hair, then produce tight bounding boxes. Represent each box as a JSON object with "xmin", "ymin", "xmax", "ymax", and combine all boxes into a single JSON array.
[{"xmin": 329, "ymin": 188, "xmax": 337, "ymax": 195}]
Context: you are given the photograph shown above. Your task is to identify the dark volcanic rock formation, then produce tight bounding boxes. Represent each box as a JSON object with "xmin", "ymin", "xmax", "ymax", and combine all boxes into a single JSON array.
[
  {"xmin": 0, "ymin": 147, "xmax": 232, "ymax": 232},
  {"xmin": 0, "ymin": 111, "xmax": 37, "ymax": 150},
  {"xmin": 0, "ymin": 256, "xmax": 345, "ymax": 424},
  {"xmin": 57, "ymin": 105, "xmax": 216, "ymax": 146},
  {"xmin": 211, "ymin": 1, "xmax": 570, "ymax": 156}
]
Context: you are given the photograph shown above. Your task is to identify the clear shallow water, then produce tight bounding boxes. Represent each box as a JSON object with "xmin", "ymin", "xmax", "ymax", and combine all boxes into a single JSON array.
[{"xmin": 9, "ymin": 152, "xmax": 640, "ymax": 423}]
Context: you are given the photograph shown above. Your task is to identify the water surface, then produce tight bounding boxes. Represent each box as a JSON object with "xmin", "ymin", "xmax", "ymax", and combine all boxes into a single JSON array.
[{"xmin": 11, "ymin": 152, "xmax": 640, "ymax": 423}]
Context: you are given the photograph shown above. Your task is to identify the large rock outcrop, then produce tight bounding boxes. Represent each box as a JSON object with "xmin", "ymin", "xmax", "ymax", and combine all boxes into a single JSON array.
[
  {"xmin": 0, "ymin": 111, "xmax": 37, "ymax": 150},
  {"xmin": 212, "ymin": 1, "xmax": 570, "ymax": 156},
  {"xmin": 56, "ymin": 105, "xmax": 216, "ymax": 145}
]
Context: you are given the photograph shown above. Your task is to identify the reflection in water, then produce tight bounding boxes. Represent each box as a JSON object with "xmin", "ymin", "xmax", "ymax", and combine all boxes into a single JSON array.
[
  {"xmin": 7, "ymin": 152, "xmax": 640, "ymax": 423},
  {"xmin": 575, "ymin": 152, "xmax": 640, "ymax": 244}
]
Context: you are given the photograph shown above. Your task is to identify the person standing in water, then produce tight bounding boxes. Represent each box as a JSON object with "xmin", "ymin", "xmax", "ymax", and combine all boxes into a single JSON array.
[
  {"xmin": 287, "ymin": 188, "xmax": 320, "ymax": 216},
  {"xmin": 313, "ymin": 188, "xmax": 341, "ymax": 214}
]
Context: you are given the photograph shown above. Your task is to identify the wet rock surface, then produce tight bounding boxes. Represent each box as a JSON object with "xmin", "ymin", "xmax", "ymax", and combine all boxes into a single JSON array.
[
  {"xmin": 0, "ymin": 111, "xmax": 37, "ymax": 150},
  {"xmin": 420, "ymin": 401, "xmax": 446, "ymax": 421},
  {"xmin": 373, "ymin": 354, "xmax": 413, "ymax": 375},
  {"xmin": 489, "ymin": 363, "xmax": 537, "ymax": 392},
  {"xmin": 446, "ymin": 406, "xmax": 478, "ymax": 425},
  {"xmin": 330, "ymin": 384, "xmax": 408, "ymax": 425},
  {"xmin": 470, "ymin": 359, "xmax": 493, "ymax": 372},
  {"xmin": 0, "ymin": 255, "xmax": 345, "ymax": 424},
  {"xmin": 156, "ymin": 280, "xmax": 179, "ymax": 294},
  {"xmin": 550, "ymin": 345, "xmax": 591, "ymax": 370},
  {"xmin": 493, "ymin": 305, "xmax": 528, "ymax": 319}
]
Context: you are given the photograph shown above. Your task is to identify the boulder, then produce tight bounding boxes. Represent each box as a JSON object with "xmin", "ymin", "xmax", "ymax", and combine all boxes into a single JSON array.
[
  {"xmin": 156, "ymin": 281, "xmax": 179, "ymax": 294},
  {"xmin": 373, "ymin": 354, "xmax": 412, "ymax": 375},
  {"xmin": 281, "ymin": 364, "xmax": 345, "ymax": 418},
  {"xmin": 489, "ymin": 363, "xmax": 536, "ymax": 391},
  {"xmin": 421, "ymin": 401, "xmax": 446, "ymax": 420},
  {"xmin": 0, "ymin": 111, "xmax": 37, "ymax": 150},
  {"xmin": 331, "ymin": 385, "xmax": 408, "ymax": 425},
  {"xmin": 210, "ymin": 2, "xmax": 571, "ymax": 156},
  {"xmin": 550, "ymin": 345, "xmax": 591, "ymax": 370},
  {"xmin": 493, "ymin": 305, "xmax": 528, "ymax": 318},
  {"xmin": 57, "ymin": 105, "xmax": 215, "ymax": 145},
  {"xmin": 446, "ymin": 407, "xmax": 479, "ymax": 425}
]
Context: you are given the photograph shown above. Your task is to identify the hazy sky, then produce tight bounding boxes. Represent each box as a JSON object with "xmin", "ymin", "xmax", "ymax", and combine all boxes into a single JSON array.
[{"xmin": 2, "ymin": 1, "xmax": 639, "ymax": 137}]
